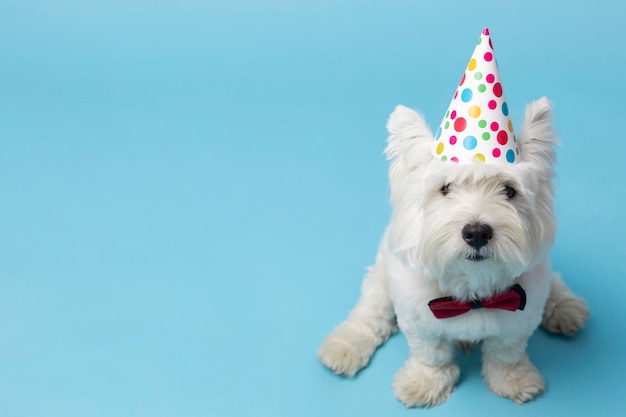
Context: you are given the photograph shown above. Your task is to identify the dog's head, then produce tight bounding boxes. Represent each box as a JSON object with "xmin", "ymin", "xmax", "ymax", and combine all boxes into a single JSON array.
[{"xmin": 385, "ymin": 97, "xmax": 558, "ymax": 299}]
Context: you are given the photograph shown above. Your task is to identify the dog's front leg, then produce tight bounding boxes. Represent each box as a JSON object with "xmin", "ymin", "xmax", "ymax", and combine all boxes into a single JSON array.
[
  {"xmin": 392, "ymin": 332, "xmax": 459, "ymax": 407},
  {"xmin": 481, "ymin": 336, "xmax": 545, "ymax": 403}
]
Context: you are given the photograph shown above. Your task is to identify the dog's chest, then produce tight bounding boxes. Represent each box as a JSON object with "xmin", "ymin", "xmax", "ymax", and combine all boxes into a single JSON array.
[{"xmin": 385, "ymin": 252, "xmax": 549, "ymax": 341}]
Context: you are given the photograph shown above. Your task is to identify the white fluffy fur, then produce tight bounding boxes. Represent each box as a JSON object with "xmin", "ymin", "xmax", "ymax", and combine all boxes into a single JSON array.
[{"xmin": 318, "ymin": 97, "xmax": 589, "ymax": 406}]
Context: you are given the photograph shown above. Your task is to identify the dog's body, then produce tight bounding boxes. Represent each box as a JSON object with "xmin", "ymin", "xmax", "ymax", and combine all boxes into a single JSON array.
[{"xmin": 318, "ymin": 97, "xmax": 588, "ymax": 406}]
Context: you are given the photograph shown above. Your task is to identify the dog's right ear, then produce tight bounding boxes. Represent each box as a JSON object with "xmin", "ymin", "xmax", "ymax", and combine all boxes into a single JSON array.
[{"xmin": 384, "ymin": 105, "xmax": 435, "ymax": 177}]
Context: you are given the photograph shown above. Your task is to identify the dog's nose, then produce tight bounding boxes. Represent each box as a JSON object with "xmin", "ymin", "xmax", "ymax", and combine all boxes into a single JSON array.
[{"xmin": 462, "ymin": 223, "xmax": 493, "ymax": 249}]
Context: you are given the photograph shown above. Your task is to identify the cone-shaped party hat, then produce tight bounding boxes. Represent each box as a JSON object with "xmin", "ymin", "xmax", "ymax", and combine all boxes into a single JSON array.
[{"xmin": 432, "ymin": 28, "xmax": 519, "ymax": 165}]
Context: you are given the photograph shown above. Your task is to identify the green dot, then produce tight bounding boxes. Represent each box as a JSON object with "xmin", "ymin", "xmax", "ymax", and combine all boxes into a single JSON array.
[
  {"xmin": 478, "ymin": 120, "xmax": 487, "ymax": 128},
  {"xmin": 444, "ymin": 121, "xmax": 450, "ymax": 129},
  {"xmin": 446, "ymin": 110, "xmax": 450, "ymax": 118},
  {"xmin": 441, "ymin": 155, "xmax": 448, "ymax": 161},
  {"xmin": 477, "ymin": 84, "xmax": 487, "ymax": 92},
  {"xmin": 477, "ymin": 37, "xmax": 482, "ymax": 45},
  {"xmin": 482, "ymin": 132, "xmax": 491, "ymax": 140},
  {"xmin": 513, "ymin": 135, "xmax": 517, "ymax": 143},
  {"xmin": 474, "ymin": 72, "xmax": 483, "ymax": 80},
  {"xmin": 516, "ymin": 147, "xmax": 520, "ymax": 155}
]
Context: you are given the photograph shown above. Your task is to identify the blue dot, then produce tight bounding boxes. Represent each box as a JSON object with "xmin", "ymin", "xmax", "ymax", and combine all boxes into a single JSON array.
[
  {"xmin": 461, "ymin": 88, "xmax": 473, "ymax": 103},
  {"xmin": 435, "ymin": 127, "xmax": 442, "ymax": 140},
  {"xmin": 502, "ymin": 102, "xmax": 509, "ymax": 116},
  {"xmin": 463, "ymin": 135, "xmax": 477, "ymax": 150},
  {"xmin": 506, "ymin": 149, "xmax": 515, "ymax": 163}
]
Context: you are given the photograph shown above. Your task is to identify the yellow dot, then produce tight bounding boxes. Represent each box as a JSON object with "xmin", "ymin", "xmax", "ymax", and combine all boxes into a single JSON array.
[
  {"xmin": 468, "ymin": 58, "xmax": 477, "ymax": 71},
  {"xmin": 468, "ymin": 105, "xmax": 481, "ymax": 118},
  {"xmin": 473, "ymin": 153, "xmax": 486, "ymax": 162},
  {"xmin": 508, "ymin": 120, "xmax": 514, "ymax": 133},
  {"xmin": 436, "ymin": 142, "xmax": 444, "ymax": 155}
]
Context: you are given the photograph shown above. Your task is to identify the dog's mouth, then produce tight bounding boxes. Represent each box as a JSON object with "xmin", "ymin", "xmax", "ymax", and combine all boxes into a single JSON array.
[{"xmin": 466, "ymin": 253, "xmax": 490, "ymax": 262}]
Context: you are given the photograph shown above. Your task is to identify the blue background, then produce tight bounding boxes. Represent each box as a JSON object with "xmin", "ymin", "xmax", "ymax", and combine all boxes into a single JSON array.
[{"xmin": 1, "ymin": 1, "xmax": 624, "ymax": 416}]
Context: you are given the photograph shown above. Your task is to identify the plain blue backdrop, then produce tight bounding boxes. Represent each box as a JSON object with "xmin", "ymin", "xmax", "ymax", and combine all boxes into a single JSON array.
[{"xmin": 1, "ymin": 1, "xmax": 625, "ymax": 416}]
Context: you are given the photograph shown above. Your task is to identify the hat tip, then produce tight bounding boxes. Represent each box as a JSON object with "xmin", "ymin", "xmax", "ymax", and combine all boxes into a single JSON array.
[{"xmin": 482, "ymin": 27, "xmax": 490, "ymax": 36}]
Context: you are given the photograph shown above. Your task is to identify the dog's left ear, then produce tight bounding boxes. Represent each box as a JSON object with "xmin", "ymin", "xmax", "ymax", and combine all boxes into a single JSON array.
[{"xmin": 517, "ymin": 96, "xmax": 559, "ymax": 172}]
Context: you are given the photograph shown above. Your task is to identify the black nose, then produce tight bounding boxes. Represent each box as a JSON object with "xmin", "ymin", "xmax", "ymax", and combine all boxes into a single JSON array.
[{"xmin": 462, "ymin": 223, "xmax": 493, "ymax": 249}]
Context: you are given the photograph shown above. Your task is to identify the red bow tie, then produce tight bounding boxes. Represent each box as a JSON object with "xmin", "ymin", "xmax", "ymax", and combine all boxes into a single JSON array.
[{"xmin": 428, "ymin": 284, "xmax": 526, "ymax": 319}]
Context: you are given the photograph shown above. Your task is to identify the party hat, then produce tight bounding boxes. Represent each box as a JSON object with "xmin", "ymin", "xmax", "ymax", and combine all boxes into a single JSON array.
[{"xmin": 432, "ymin": 28, "xmax": 519, "ymax": 165}]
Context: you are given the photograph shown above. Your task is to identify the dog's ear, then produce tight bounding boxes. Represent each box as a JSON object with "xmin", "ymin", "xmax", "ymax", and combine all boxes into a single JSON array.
[
  {"xmin": 517, "ymin": 96, "xmax": 559, "ymax": 172},
  {"xmin": 385, "ymin": 105, "xmax": 434, "ymax": 179}
]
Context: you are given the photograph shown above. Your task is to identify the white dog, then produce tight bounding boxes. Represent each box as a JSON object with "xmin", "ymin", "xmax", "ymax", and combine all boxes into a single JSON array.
[{"xmin": 318, "ymin": 97, "xmax": 589, "ymax": 406}]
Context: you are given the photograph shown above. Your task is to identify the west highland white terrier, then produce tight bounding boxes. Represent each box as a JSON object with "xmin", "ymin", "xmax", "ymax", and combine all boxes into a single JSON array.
[{"xmin": 318, "ymin": 29, "xmax": 589, "ymax": 407}]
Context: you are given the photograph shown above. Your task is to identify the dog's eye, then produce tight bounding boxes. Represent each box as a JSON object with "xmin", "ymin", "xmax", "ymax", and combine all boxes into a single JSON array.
[
  {"xmin": 441, "ymin": 183, "xmax": 451, "ymax": 196},
  {"xmin": 503, "ymin": 185, "xmax": 516, "ymax": 199}
]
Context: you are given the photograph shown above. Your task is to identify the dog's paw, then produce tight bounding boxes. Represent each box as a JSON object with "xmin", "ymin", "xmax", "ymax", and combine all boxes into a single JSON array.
[
  {"xmin": 542, "ymin": 294, "xmax": 589, "ymax": 336},
  {"xmin": 482, "ymin": 356, "xmax": 545, "ymax": 404},
  {"xmin": 392, "ymin": 357, "xmax": 459, "ymax": 407},
  {"xmin": 318, "ymin": 322, "xmax": 377, "ymax": 377}
]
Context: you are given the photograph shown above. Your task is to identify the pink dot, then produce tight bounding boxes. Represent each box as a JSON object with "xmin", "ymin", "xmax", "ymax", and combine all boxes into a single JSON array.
[
  {"xmin": 486, "ymin": 74, "xmax": 495, "ymax": 83},
  {"xmin": 493, "ymin": 82, "xmax": 503, "ymax": 97},
  {"xmin": 490, "ymin": 122, "xmax": 499, "ymax": 131},
  {"xmin": 450, "ymin": 110, "xmax": 457, "ymax": 120},
  {"xmin": 454, "ymin": 90, "xmax": 458, "ymax": 99},
  {"xmin": 492, "ymin": 148, "xmax": 501, "ymax": 158},
  {"xmin": 454, "ymin": 117, "xmax": 467, "ymax": 132},
  {"xmin": 484, "ymin": 52, "xmax": 493, "ymax": 62},
  {"xmin": 488, "ymin": 100, "xmax": 497, "ymax": 110},
  {"xmin": 459, "ymin": 73, "xmax": 466, "ymax": 86},
  {"xmin": 497, "ymin": 130, "xmax": 508, "ymax": 145},
  {"xmin": 482, "ymin": 28, "xmax": 490, "ymax": 36},
  {"xmin": 451, "ymin": 157, "xmax": 459, "ymax": 163},
  {"xmin": 489, "ymin": 38, "xmax": 493, "ymax": 49},
  {"xmin": 450, "ymin": 135, "xmax": 457, "ymax": 145}
]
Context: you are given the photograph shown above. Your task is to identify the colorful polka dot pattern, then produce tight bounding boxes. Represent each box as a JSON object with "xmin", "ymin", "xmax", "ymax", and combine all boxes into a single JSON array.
[{"xmin": 432, "ymin": 28, "xmax": 520, "ymax": 165}]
